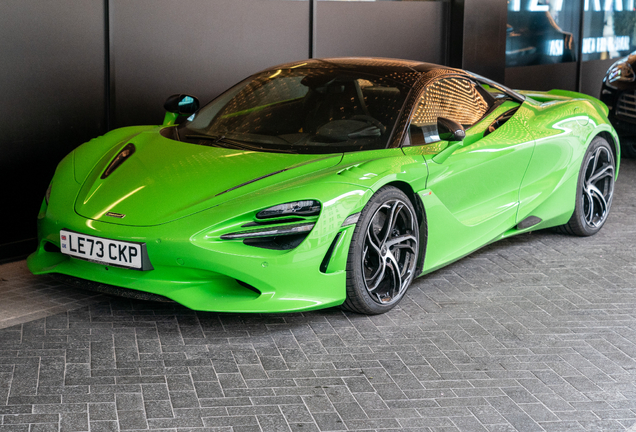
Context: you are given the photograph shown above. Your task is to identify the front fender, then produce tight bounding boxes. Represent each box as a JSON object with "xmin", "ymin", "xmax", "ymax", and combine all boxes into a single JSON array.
[{"xmin": 331, "ymin": 148, "xmax": 429, "ymax": 195}]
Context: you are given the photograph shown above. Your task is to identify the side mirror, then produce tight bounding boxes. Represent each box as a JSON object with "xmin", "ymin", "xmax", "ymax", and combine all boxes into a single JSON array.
[
  {"xmin": 432, "ymin": 117, "xmax": 466, "ymax": 164},
  {"xmin": 163, "ymin": 94, "xmax": 199, "ymax": 126},
  {"xmin": 437, "ymin": 117, "xmax": 465, "ymax": 142}
]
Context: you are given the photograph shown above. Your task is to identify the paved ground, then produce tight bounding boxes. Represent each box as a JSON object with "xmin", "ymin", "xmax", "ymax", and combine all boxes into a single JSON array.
[
  {"xmin": 0, "ymin": 261, "xmax": 108, "ymax": 330},
  {"xmin": 0, "ymin": 158, "xmax": 635, "ymax": 432}
]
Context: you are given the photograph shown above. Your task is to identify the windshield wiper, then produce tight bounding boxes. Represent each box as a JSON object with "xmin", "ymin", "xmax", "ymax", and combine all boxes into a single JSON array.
[
  {"xmin": 185, "ymin": 134, "xmax": 230, "ymax": 144},
  {"xmin": 185, "ymin": 134, "xmax": 254, "ymax": 150},
  {"xmin": 185, "ymin": 134, "xmax": 297, "ymax": 153}
]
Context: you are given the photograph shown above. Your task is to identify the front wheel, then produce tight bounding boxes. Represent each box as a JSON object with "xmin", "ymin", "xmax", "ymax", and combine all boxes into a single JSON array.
[
  {"xmin": 559, "ymin": 136, "xmax": 615, "ymax": 236},
  {"xmin": 342, "ymin": 186, "xmax": 420, "ymax": 314}
]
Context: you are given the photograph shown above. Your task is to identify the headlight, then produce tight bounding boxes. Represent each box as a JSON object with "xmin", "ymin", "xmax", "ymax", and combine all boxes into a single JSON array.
[
  {"xmin": 256, "ymin": 200, "xmax": 321, "ymax": 219},
  {"xmin": 608, "ymin": 62, "xmax": 635, "ymax": 83},
  {"xmin": 45, "ymin": 183, "xmax": 52, "ymax": 205}
]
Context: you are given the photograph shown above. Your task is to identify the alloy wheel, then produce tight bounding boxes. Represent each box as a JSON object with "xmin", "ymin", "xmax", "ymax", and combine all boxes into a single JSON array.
[
  {"xmin": 582, "ymin": 145, "xmax": 614, "ymax": 229},
  {"xmin": 361, "ymin": 199, "xmax": 418, "ymax": 305}
]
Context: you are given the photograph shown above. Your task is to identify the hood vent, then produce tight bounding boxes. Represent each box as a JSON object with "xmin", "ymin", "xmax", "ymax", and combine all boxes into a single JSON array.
[{"xmin": 101, "ymin": 143, "xmax": 136, "ymax": 179}]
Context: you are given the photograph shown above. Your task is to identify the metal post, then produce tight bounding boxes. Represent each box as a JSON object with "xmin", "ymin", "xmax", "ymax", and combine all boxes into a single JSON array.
[
  {"xmin": 310, "ymin": 0, "xmax": 317, "ymax": 58},
  {"xmin": 104, "ymin": 0, "xmax": 111, "ymax": 131},
  {"xmin": 576, "ymin": 0, "xmax": 585, "ymax": 92}
]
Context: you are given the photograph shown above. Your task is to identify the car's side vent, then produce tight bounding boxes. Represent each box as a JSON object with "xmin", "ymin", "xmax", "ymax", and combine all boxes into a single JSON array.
[
  {"xmin": 236, "ymin": 280, "xmax": 262, "ymax": 295},
  {"xmin": 241, "ymin": 217, "xmax": 305, "ymax": 228},
  {"xmin": 44, "ymin": 241, "xmax": 61, "ymax": 253},
  {"xmin": 243, "ymin": 234, "xmax": 308, "ymax": 250},
  {"xmin": 221, "ymin": 222, "xmax": 315, "ymax": 251},
  {"xmin": 517, "ymin": 216, "xmax": 542, "ymax": 230},
  {"xmin": 101, "ymin": 143, "xmax": 136, "ymax": 179},
  {"xmin": 320, "ymin": 232, "xmax": 343, "ymax": 273}
]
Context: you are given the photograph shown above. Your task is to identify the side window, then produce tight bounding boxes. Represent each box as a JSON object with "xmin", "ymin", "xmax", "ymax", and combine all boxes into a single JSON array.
[{"xmin": 408, "ymin": 77, "xmax": 492, "ymax": 146}]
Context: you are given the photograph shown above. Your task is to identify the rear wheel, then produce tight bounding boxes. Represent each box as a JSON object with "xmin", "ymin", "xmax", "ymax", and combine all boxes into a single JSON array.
[
  {"xmin": 559, "ymin": 136, "xmax": 615, "ymax": 236},
  {"xmin": 342, "ymin": 186, "xmax": 419, "ymax": 314}
]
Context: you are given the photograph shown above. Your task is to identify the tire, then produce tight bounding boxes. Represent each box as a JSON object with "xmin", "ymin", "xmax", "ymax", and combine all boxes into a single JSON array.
[
  {"xmin": 558, "ymin": 136, "xmax": 615, "ymax": 236},
  {"xmin": 621, "ymin": 138, "xmax": 636, "ymax": 158},
  {"xmin": 342, "ymin": 186, "xmax": 420, "ymax": 314}
]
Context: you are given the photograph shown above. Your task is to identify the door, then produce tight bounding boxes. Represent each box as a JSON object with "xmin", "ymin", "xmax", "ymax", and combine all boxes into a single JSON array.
[{"xmin": 402, "ymin": 76, "xmax": 536, "ymax": 270}]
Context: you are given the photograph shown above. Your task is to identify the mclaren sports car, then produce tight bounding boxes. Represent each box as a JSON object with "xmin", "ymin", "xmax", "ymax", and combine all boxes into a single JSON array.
[{"xmin": 28, "ymin": 58, "xmax": 620, "ymax": 314}]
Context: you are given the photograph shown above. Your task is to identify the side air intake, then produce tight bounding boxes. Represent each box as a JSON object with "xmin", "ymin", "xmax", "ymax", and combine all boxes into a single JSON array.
[{"xmin": 517, "ymin": 216, "xmax": 542, "ymax": 230}]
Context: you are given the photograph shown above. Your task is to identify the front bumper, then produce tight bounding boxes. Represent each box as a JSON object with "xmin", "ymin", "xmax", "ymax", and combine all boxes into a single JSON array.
[{"xmin": 28, "ymin": 182, "xmax": 366, "ymax": 313}]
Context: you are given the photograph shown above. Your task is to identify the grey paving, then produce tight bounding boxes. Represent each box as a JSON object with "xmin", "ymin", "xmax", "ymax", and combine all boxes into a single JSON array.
[
  {"xmin": 0, "ymin": 158, "xmax": 635, "ymax": 431},
  {"xmin": 0, "ymin": 261, "xmax": 109, "ymax": 329}
]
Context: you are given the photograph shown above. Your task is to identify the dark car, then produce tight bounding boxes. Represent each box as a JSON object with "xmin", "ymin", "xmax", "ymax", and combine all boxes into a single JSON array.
[{"xmin": 600, "ymin": 52, "xmax": 636, "ymax": 157}]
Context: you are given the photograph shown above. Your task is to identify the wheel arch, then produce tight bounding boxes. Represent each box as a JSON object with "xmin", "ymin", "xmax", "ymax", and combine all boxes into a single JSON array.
[
  {"xmin": 596, "ymin": 130, "xmax": 619, "ymax": 169},
  {"xmin": 558, "ymin": 132, "xmax": 616, "ymax": 236},
  {"xmin": 382, "ymin": 180, "xmax": 428, "ymax": 276}
]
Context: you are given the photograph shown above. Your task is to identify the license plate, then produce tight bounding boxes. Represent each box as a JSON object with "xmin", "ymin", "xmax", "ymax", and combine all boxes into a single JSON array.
[{"xmin": 60, "ymin": 230, "xmax": 143, "ymax": 269}]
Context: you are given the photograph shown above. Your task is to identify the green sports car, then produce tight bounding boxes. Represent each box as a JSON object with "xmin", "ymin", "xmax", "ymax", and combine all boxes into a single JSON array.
[{"xmin": 28, "ymin": 58, "xmax": 620, "ymax": 314}]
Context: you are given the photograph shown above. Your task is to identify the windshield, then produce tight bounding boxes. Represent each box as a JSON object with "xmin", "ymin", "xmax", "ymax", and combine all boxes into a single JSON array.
[{"xmin": 175, "ymin": 68, "xmax": 409, "ymax": 154}]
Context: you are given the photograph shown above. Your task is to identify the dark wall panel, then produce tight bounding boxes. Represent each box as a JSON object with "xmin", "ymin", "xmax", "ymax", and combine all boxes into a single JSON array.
[
  {"xmin": 462, "ymin": 0, "xmax": 506, "ymax": 82},
  {"xmin": 2, "ymin": 0, "xmax": 454, "ymax": 263},
  {"xmin": 0, "ymin": 0, "xmax": 105, "ymax": 260},
  {"xmin": 110, "ymin": 0, "xmax": 310, "ymax": 128},
  {"xmin": 580, "ymin": 59, "xmax": 614, "ymax": 98},
  {"xmin": 314, "ymin": 1, "xmax": 447, "ymax": 64},
  {"xmin": 505, "ymin": 62, "xmax": 578, "ymax": 92}
]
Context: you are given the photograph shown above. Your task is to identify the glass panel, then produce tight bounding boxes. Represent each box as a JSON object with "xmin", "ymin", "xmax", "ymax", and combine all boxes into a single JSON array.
[
  {"xmin": 412, "ymin": 78, "xmax": 490, "ymax": 128},
  {"xmin": 409, "ymin": 78, "xmax": 490, "ymax": 145},
  {"xmin": 582, "ymin": 1, "xmax": 636, "ymax": 61},
  {"xmin": 179, "ymin": 68, "xmax": 409, "ymax": 154},
  {"xmin": 506, "ymin": 0, "xmax": 580, "ymax": 67}
]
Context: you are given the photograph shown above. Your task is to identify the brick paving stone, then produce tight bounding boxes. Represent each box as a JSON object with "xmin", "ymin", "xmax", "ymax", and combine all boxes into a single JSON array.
[
  {"xmin": 88, "ymin": 403, "xmax": 117, "ymax": 421},
  {"xmin": 116, "ymin": 410, "xmax": 147, "ymax": 430},
  {"xmin": 59, "ymin": 412, "xmax": 88, "ymax": 432},
  {"xmin": 0, "ymin": 262, "xmax": 109, "ymax": 330},
  {"xmin": 30, "ymin": 424, "xmax": 60, "ymax": 432},
  {"xmin": 0, "ymin": 160, "xmax": 636, "ymax": 432},
  {"xmin": 88, "ymin": 421, "xmax": 118, "ymax": 432}
]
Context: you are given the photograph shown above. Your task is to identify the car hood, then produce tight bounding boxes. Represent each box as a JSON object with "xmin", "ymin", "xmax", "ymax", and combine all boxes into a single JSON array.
[{"xmin": 74, "ymin": 129, "xmax": 342, "ymax": 226}]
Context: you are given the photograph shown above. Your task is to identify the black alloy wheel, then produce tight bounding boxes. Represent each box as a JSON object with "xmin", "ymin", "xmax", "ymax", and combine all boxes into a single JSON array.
[
  {"xmin": 342, "ymin": 186, "xmax": 420, "ymax": 314},
  {"xmin": 559, "ymin": 136, "xmax": 615, "ymax": 236}
]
